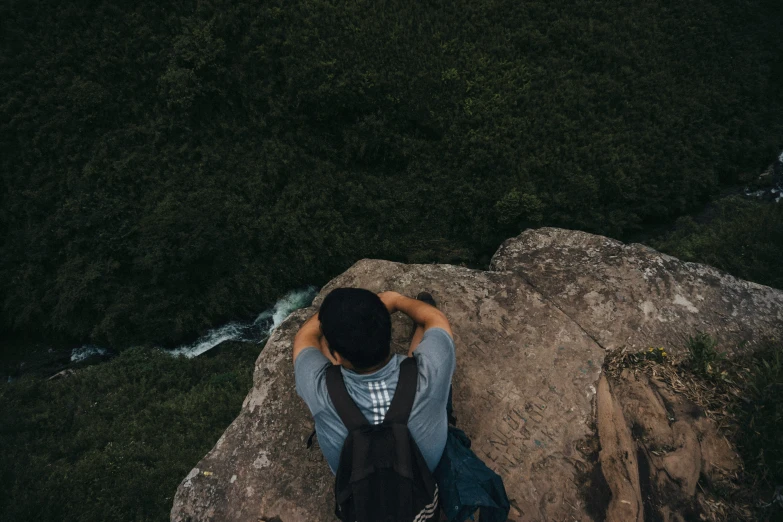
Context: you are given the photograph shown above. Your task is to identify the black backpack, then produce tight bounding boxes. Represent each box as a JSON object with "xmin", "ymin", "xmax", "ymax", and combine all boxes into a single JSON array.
[{"xmin": 325, "ymin": 357, "xmax": 440, "ymax": 522}]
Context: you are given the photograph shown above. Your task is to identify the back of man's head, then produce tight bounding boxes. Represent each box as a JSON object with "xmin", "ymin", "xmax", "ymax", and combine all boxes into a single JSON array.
[{"xmin": 319, "ymin": 287, "xmax": 391, "ymax": 371}]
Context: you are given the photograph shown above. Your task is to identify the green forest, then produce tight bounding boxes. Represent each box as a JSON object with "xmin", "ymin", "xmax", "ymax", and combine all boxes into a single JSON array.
[
  {"xmin": 3, "ymin": 0, "xmax": 781, "ymax": 350},
  {"xmin": 1, "ymin": 0, "xmax": 782, "ymax": 520}
]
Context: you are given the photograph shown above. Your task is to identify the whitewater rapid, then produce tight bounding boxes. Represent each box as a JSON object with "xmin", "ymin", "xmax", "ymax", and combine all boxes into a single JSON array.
[
  {"xmin": 70, "ymin": 286, "xmax": 318, "ymax": 361},
  {"xmin": 744, "ymin": 150, "xmax": 783, "ymax": 203},
  {"xmin": 71, "ymin": 345, "xmax": 109, "ymax": 363}
]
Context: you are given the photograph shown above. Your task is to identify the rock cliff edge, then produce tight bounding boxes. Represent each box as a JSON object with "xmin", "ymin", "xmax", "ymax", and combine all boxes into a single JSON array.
[{"xmin": 171, "ymin": 228, "xmax": 783, "ymax": 522}]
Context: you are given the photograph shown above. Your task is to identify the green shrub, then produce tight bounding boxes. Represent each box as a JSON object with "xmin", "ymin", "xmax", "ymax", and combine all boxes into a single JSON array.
[
  {"xmin": 686, "ymin": 331, "xmax": 724, "ymax": 377},
  {"xmin": 737, "ymin": 342, "xmax": 783, "ymax": 487},
  {"xmin": 651, "ymin": 198, "xmax": 783, "ymax": 290},
  {"xmin": 0, "ymin": 344, "xmax": 258, "ymax": 521}
]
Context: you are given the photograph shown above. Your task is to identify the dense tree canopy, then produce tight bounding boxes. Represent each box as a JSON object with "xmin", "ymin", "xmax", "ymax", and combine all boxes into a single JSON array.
[{"xmin": 2, "ymin": 0, "xmax": 782, "ymax": 350}]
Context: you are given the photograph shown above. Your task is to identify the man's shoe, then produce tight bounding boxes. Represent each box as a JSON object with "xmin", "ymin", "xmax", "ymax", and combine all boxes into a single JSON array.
[{"xmin": 416, "ymin": 291, "xmax": 437, "ymax": 308}]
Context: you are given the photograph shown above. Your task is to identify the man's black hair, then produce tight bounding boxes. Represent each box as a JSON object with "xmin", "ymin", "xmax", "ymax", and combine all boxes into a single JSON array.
[{"xmin": 319, "ymin": 287, "xmax": 391, "ymax": 371}]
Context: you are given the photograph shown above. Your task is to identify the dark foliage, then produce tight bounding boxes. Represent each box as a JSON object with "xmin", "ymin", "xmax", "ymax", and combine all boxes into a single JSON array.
[
  {"xmin": 651, "ymin": 197, "xmax": 783, "ymax": 290},
  {"xmin": 737, "ymin": 343, "xmax": 783, "ymax": 491},
  {"xmin": 0, "ymin": 343, "xmax": 257, "ymax": 522},
  {"xmin": 686, "ymin": 336, "xmax": 783, "ymax": 518},
  {"xmin": 2, "ymin": 0, "xmax": 782, "ymax": 351}
]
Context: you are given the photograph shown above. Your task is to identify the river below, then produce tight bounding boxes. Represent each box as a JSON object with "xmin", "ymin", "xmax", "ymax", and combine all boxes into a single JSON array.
[{"xmin": 4, "ymin": 286, "xmax": 317, "ymax": 382}]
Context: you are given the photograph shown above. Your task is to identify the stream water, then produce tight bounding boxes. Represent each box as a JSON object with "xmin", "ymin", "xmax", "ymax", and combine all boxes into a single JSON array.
[
  {"xmin": 744, "ymin": 150, "xmax": 783, "ymax": 202},
  {"xmin": 167, "ymin": 286, "xmax": 317, "ymax": 358},
  {"xmin": 69, "ymin": 286, "xmax": 318, "ymax": 362}
]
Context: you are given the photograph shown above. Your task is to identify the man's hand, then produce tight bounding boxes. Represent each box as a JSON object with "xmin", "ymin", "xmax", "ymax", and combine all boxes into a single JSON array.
[
  {"xmin": 293, "ymin": 312, "xmax": 336, "ymax": 364},
  {"xmin": 378, "ymin": 291, "xmax": 452, "ymax": 338},
  {"xmin": 378, "ymin": 291, "xmax": 402, "ymax": 314}
]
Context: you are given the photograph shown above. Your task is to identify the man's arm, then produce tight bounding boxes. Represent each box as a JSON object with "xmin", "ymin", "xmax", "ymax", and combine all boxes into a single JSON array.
[
  {"xmin": 378, "ymin": 291, "xmax": 453, "ymax": 337},
  {"xmin": 293, "ymin": 312, "xmax": 338, "ymax": 364}
]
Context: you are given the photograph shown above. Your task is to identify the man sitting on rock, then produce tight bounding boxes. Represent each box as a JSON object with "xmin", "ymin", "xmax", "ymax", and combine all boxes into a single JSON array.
[{"xmin": 293, "ymin": 287, "xmax": 455, "ymax": 476}]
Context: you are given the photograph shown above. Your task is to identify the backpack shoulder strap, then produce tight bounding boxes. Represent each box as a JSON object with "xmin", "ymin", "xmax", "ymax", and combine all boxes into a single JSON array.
[
  {"xmin": 383, "ymin": 357, "xmax": 418, "ymax": 425},
  {"xmin": 325, "ymin": 365, "xmax": 368, "ymax": 431}
]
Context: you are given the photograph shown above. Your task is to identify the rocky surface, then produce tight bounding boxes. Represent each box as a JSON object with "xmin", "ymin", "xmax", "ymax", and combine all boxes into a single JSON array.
[
  {"xmin": 491, "ymin": 228, "xmax": 782, "ymax": 354},
  {"xmin": 594, "ymin": 369, "xmax": 741, "ymax": 522},
  {"xmin": 171, "ymin": 228, "xmax": 783, "ymax": 522}
]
